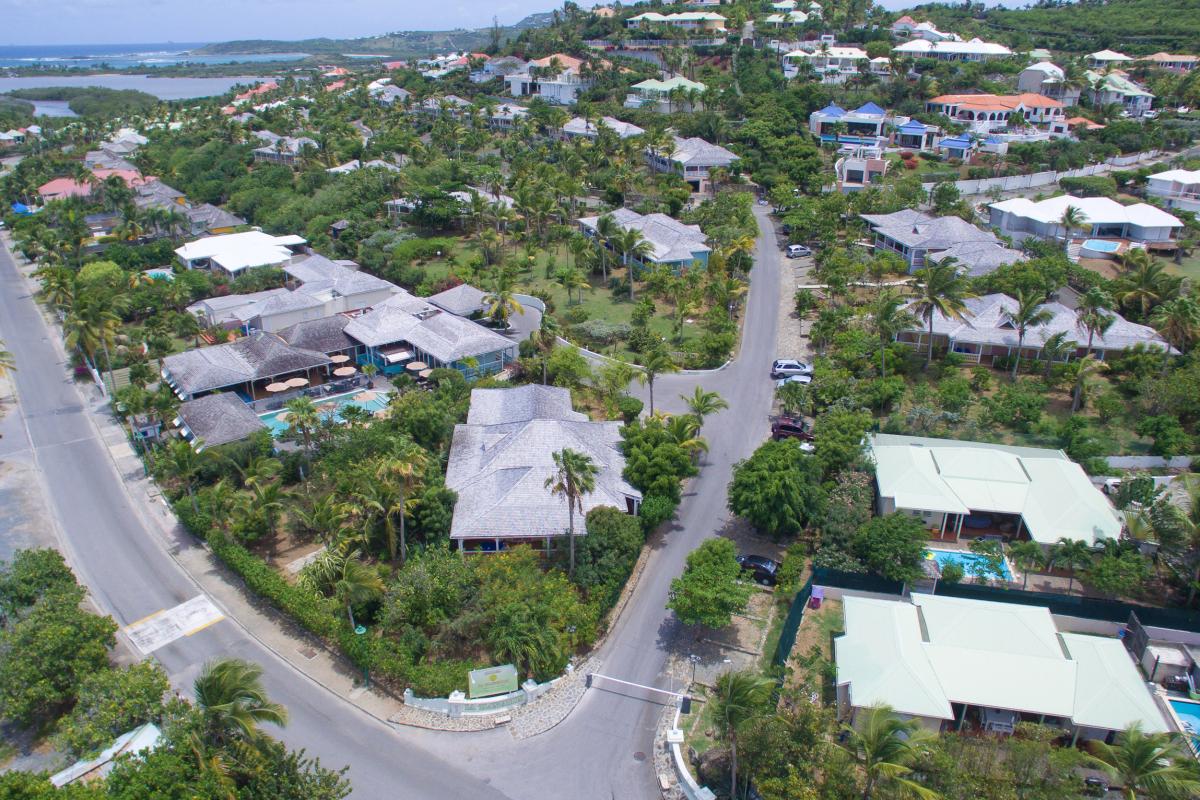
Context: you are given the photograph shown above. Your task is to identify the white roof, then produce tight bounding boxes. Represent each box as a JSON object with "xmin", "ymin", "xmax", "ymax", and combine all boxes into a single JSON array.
[
  {"xmin": 838, "ymin": 595, "xmax": 1167, "ymax": 732},
  {"xmin": 1149, "ymin": 168, "xmax": 1200, "ymax": 185},
  {"xmin": 175, "ymin": 231, "xmax": 305, "ymax": 274},
  {"xmin": 1024, "ymin": 61, "xmax": 1065, "ymax": 78},
  {"xmin": 990, "ymin": 194, "xmax": 1182, "ymax": 229},
  {"xmin": 1060, "ymin": 633, "xmax": 1169, "ymax": 732},
  {"xmin": 789, "ymin": 46, "xmax": 868, "ymax": 60},
  {"xmin": 51, "ymin": 723, "xmax": 162, "ymax": 787},
  {"xmin": 868, "ymin": 433, "xmax": 1122, "ymax": 546},
  {"xmin": 1090, "ymin": 49, "xmax": 1132, "ymax": 62},
  {"xmin": 893, "ymin": 38, "xmax": 1012, "ymax": 56}
]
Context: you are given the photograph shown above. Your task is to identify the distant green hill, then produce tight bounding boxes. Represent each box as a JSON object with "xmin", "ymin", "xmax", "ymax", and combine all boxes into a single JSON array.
[
  {"xmin": 194, "ymin": 12, "xmax": 554, "ymax": 59},
  {"xmin": 909, "ymin": 0, "xmax": 1200, "ymax": 54}
]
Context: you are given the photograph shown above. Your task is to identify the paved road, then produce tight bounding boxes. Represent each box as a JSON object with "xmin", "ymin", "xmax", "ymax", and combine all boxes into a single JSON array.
[
  {"xmin": 0, "ymin": 240, "xmax": 509, "ymax": 799},
  {"xmin": 0, "ymin": 202, "xmax": 783, "ymax": 799}
]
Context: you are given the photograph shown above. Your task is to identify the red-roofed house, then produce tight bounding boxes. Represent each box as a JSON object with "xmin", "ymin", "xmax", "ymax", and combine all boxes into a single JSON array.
[
  {"xmin": 38, "ymin": 178, "xmax": 93, "ymax": 201},
  {"xmin": 92, "ymin": 168, "xmax": 154, "ymax": 188},
  {"xmin": 383, "ymin": 60, "xmax": 407, "ymax": 70},
  {"xmin": 926, "ymin": 93, "xmax": 1064, "ymax": 132},
  {"xmin": 324, "ymin": 80, "xmax": 347, "ymax": 93},
  {"xmin": 323, "ymin": 67, "xmax": 351, "ymax": 77},
  {"xmin": 233, "ymin": 82, "xmax": 278, "ymax": 105}
]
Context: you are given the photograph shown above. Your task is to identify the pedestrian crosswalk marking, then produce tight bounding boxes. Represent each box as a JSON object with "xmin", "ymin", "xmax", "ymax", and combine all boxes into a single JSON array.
[{"xmin": 123, "ymin": 595, "xmax": 224, "ymax": 654}]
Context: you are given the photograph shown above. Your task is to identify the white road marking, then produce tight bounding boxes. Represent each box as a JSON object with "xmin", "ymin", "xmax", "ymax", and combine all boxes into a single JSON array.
[{"xmin": 123, "ymin": 594, "xmax": 225, "ymax": 654}]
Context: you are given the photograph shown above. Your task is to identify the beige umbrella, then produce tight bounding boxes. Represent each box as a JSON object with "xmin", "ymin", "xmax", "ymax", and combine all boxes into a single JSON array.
[
  {"xmin": 330, "ymin": 354, "xmax": 350, "ymax": 364},
  {"xmin": 356, "ymin": 391, "xmax": 378, "ymax": 403},
  {"xmin": 275, "ymin": 411, "xmax": 291, "ymax": 423},
  {"xmin": 405, "ymin": 361, "xmax": 428, "ymax": 373},
  {"xmin": 265, "ymin": 382, "xmax": 289, "ymax": 393},
  {"xmin": 333, "ymin": 366, "xmax": 357, "ymax": 377},
  {"xmin": 418, "ymin": 369, "xmax": 433, "ymax": 380},
  {"xmin": 285, "ymin": 376, "xmax": 309, "ymax": 388}
]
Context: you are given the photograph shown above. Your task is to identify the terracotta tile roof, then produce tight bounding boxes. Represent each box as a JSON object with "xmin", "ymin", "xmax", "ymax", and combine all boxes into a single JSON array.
[{"xmin": 928, "ymin": 92, "xmax": 1062, "ymax": 112}]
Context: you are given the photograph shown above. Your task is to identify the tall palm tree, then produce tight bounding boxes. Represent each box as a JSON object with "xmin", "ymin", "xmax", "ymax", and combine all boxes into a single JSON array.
[
  {"xmin": 160, "ymin": 439, "xmax": 204, "ymax": 514},
  {"xmin": 374, "ymin": 451, "xmax": 428, "ymax": 564},
  {"xmin": 682, "ymin": 386, "xmax": 728, "ymax": 422},
  {"xmin": 835, "ymin": 705, "xmax": 939, "ymax": 800},
  {"xmin": 870, "ymin": 291, "xmax": 917, "ymax": 378},
  {"xmin": 665, "ymin": 413, "xmax": 708, "ymax": 464},
  {"xmin": 1007, "ymin": 290, "xmax": 1054, "ymax": 378},
  {"xmin": 1058, "ymin": 204, "xmax": 1089, "ymax": 242},
  {"xmin": 193, "ymin": 657, "xmax": 288, "ymax": 743},
  {"xmin": 63, "ymin": 301, "xmax": 123, "ymax": 393},
  {"xmin": 1008, "ymin": 540, "xmax": 1045, "ymax": 590},
  {"xmin": 1077, "ymin": 287, "xmax": 1116, "ymax": 355},
  {"xmin": 710, "ymin": 669, "xmax": 774, "ymax": 800},
  {"xmin": 334, "ymin": 552, "xmax": 384, "ymax": 627},
  {"xmin": 615, "ymin": 227, "xmax": 655, "ymax": 301},
  {"xmin": 483, "ymin": 268, "xmax": 524, "ymax": 327},
  {"xmin": 1150, "ymin": 296, "xmax": 1200, "ymax": 369},
  {"xmin": 544, "ymin": 448, "xmax": 597, "ymax": 577},
  {"xmin": 1067, "ymin": 354, "xmax": 1106, "ymax": 413},
  {"xmin": 1086, "ymin": 724, "xmax": 1200, "ymax": 800},
  {"xmin": 1039, "ymin": 330, "xmax": 1073, "ymax": 379},
  {"xmin": 284, "ymin": 396, "xmax": 321, "ymax": 478},
  {"xmin": 1115, "ymin": 256, "xmax": 1179, "ymax": 320},
  {"xmin": 1049, "ymin": 538, "xmax": 1094, "ymax": 595},
  {"xmin": 638, "ymin": 349, "xmax": 679, "ymax": 416},
  {"xmin": 909, "ymin": 262, "xmax": 974, "ymax": 369}
]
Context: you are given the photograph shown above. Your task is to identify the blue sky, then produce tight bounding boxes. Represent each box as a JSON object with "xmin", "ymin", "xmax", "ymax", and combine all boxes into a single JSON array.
[{"xmin": 1, "ymin": 0, "xmax": 1024, "ymax": 46}]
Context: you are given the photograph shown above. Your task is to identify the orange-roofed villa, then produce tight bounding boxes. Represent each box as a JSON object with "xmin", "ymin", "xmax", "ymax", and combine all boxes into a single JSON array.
[{"xmin": 926, "ymin": 92, "xmax": 1066, "ymax": 134}]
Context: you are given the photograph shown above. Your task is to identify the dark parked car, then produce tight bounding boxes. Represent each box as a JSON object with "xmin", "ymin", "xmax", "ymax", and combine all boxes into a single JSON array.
[
  {"xmin": 737, "ymin": 555, "xmax": 782, "ymax": 586},
  {"xmin": 771, "ymin": 415, "xmax": 814, "ymax": 442}
]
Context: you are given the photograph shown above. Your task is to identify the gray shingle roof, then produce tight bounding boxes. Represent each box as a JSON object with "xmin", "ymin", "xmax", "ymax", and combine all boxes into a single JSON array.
[
  {"xmin": 669, "ymin": 136, "xmax": 739, "ymax": 168},
  {"xmin": 277, "ymin": 315, "xmax": 356, "ymax": 354},
  {"xmin": 427, "ymin": 283, "xmax": 488, "ymax": 317},
  {"xmin": 284, "ymin": 253, "xmax": 396, "ymax": 297},
  {"xmin": 870, "ymin": 213, "xmax": 999, "ymax": 251},
  {"xmin": 446, "ymin": 386, "xmax": 641, "ymax": 540},
  {"xmin": 176, "ymin": 393, "xmax": 266, "ymax": 448},
  {"xmin": 926, "ymin": 241, "xmax": 1026, "ymax": 277},
  {"xmin": 343, "ymin": 292, "xmax": 515, "ymax": 362},
  {"xmin": 163, "ymin": 331, "xmax": 332, "ymax": 396},
  {"xmin": 903, "ymin": 292, "xmax": 1174, "ymax": 353},
  {"xmin": 185, "ymin": 203, "xmax": 246, "ymax": 231},
  {"xmin": 577, "ymin": 207, "xmax": 710, "ymax": 265},
  {"xmin": 133, "ymin": 180, "xmax": 186, "ymax": 210}
]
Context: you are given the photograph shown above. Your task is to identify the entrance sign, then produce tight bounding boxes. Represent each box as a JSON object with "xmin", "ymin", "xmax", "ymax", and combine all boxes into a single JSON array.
[{"xmin": 468, "ymin": 664, "xmax": 519, "ymax": 698}]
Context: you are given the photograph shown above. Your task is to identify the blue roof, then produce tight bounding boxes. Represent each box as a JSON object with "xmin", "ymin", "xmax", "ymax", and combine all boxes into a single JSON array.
[
  {"xmin": 10, "ymin": 202, "xmax": 31, "ymax": 215},
  {"xmin": 938, "ymin": 134, "xmax": 973, "ymax": 149},
  {"xmin": 817, "ymin": 103, "xmax": 846, "ymax": 118},
  {"xmin": 898, "ymin": 119, "xmax": 928, "ymax": 132},
  {"xmin": 853, "ymin": 102, "xmax": 886, "ymax": 116}
]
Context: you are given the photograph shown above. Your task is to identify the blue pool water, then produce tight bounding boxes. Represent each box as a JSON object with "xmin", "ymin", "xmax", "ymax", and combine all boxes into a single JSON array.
[
  {"xmin": 1082, "ymin": 239, "xmax": 1120, "ymax": 253},
  {"xmin": 926, "ymin": 548, "xmax": 1013, "ymax": 581},
  {"xmin": 1169, "ymin": 699, "xmax": 1200, "ymax": 750},
  {"xmin": 258, "ymin": 389, "xmax": 391, "ymax": 436}
]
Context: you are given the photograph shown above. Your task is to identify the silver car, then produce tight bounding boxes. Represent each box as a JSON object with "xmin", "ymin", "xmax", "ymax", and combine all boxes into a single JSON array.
[{"xmin": 771, "ymin": 359, "xmax": 814, "ymax": 379}]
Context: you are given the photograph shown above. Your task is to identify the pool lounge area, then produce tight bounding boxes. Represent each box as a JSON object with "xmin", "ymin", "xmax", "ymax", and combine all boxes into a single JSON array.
[
  {"xmin": 1167, "ymin": 698, "xmax": 1200, "ymax": 756},
  {"xmin": 1079, "ymin": 238, "xmax": 1123, "ymax": 259},
  {"xmin": 258, "ymin": 387, "xmax": 391, "ymax": 436}
]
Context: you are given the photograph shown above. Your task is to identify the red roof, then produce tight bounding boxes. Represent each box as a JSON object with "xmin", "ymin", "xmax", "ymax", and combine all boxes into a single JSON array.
[
  {"xmin": 38, "ymin": 178, "xmax": 92, "ymax": 199},
  {"xmin": 325, "ymin": 80, "xmax": 347, "ymax": 92},
  {"xmin": 233, "ymin": 81, "xmax": 278, "ymax": 102},
  {"xmin": 92, "ymin": 168, "xmax": 153, "ymax": 188},
  {"xmin": 383, "ymin": 60, "xmax": 407, "ymax": 70}
]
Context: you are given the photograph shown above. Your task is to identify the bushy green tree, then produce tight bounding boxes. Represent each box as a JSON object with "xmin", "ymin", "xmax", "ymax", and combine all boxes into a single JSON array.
[
  {"xmin": 813, "ymin": 409, "xmax": 872, "ymax": 477},
  {"xmin": 571, "ymin": 507, "xmax": 644, "ymax": 611},
  {"xmin": 620, "ymin": 417, "xmax": 696, "ymax": 502},
  {"xmin": 54, "ymin": 661, "xmax": 170, "ymax": 758},
  {"xmin": 668, "ymin": 538, "xmax": 753, "ymax": 628},
  {"xmin": 852, "ymin": 514, "xmax": 929, "ymax": 584},
  {"xmin": 728, "ymin": 440, "xmax": 825, "ymax": 539}
]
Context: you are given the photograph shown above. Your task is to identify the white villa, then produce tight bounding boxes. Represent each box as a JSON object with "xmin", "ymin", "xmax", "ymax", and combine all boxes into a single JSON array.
[
  {"xmin": 783, "ymin": 46, "xmax": 868, "ymax": 83},
  {"xmin": 1086, "ymin": 70, "xmax": 1155, "ymax": 117},
  {"xmin": 1146, "ymin": 168, "xmax": 1200, "ymax": 213},
  {"xmin": 1017, "ymin": 63, "xmax": 1081, "ymax": 107},
  {"xmin": 559, "ymin": 115, "xmax": 645, "ymax": 141},
  {"xmin": 1087, "ymin": 49, "xmax": 1132, "ymax": 69},
  {"xmin": 625, "ymin": 11, "xmax": 727, "ymax": 33},
  {"xmin": 866, "ymin": 433, "xmax": 1123, "ymax": 546},
  {"xmin": 505, "ymin": 53, "xmax": 598, "ymax": 106},
  {"xmin": 624, "ymin": 76, "xmax": 707, "ymax": 113},
  {"xmin": 988, "ymin": 195, "xmax": 1182, "ymax": 244},
  {"xmin": 837, "ymin": 593, "xmax": 1169, "ymax": 738},
  {"xmin": 174, "ymin": 231, "xmax": 308, "ymax": 279},
  {"xmin": 646, "ymin": 135, "xmax": 739, "ymax": 193},
  {"xmin": 893, "ymin": 37, "xmax": 1013, "ymax": 62}
]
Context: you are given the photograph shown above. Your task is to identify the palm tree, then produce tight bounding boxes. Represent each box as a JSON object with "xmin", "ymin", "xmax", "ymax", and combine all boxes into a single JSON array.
[
  {"xmin": 486, "ymin": 604, "xmax": 560, "ymax": 680},
  {"xmin": 1058, "ymin": 204, "xmax": 1089, "ymax": 242},
  {"xmin": 1067, "ymin": 354, "xmax": 1106, "ymax": 413},
  {"xmin": 1077, "ymin": 287, "xmax": 1116, "ymax": 355},
  {"xmin": 284, "ymin": 396, "xmax": 321, "ymax": 478},
  {"xmin": 1039, "ymin": 330, "xmax": 1073, "ymax": 379},
  {"xmin": 1008, "ymin": 540, "xmax": 1045, "ymax": 590},
  {"xmin": 638, "ymin": 349, "xmax": 679, "ymax": 416},
  {"xmin": 665, "ymin": 413, "xmax": 708, "ymax": 464},
  {"xmin": 1086, "ymin": 724, "xmax": 1200, "ymax": 800},
  {"xmin": 909, "ymin": 263, "xmax": 975, "ymax": 369},
  {"xmin": 292, "ymin": 493, "xmax": 349, "ymax": 544},
  {"xmin": 1007, "ymin": 290, "xmax": 1054, "ymax": 378},
  {"xmin": 63, "ymin": 300, "xmax": 123, "ymax": 393},
  {"xmin": 1049, "ymin": 538, "xmax": 1094, "ymax": 595},
  {"xmin": 483, "ymin": 268, "xmax": 524, "ymax": 327},
  {"xmin": 871, "ymin": 291, "xmax": 917, "ymax": 378},
  {"xmin": 709, "ymin": 669, "xmax": 774, "ymax": 799},
  {"xmin": 1115, "ymin": 257, "xmax": 1179, "ymax": 320},
  {"xmin": 1150, "ymin": 296, "xmax": 1200, "ymax": 368},
  {"xmin": 835, "ymin": 705, "xmax": 939, "ymax": 800},
  {"xmin": 334, "ymin": 552, "xmax": 384, "ymax": 628},
  {"xmin": 374, "ymin": 451, "xmax": 428, "ymax": 564},
  {"xmin": 160, "ymin": 439, "xmax": 204, "ymax": 514},
  {"xmin": 193, "ymin": 657, "xmax": 288, "ymax": 743},
  {"xmin": 682, "ymin": 386, "xmax": 728, "ymax": 422},
  {"xmin": 544, "ymin": 448, "xmax": 597, "ymax": 577},
  {"xmin": 615, "ymin": 227, "xmax": 655, "ymax": 301}
]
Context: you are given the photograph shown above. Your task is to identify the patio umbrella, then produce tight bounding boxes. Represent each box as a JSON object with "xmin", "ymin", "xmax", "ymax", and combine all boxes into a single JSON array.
[
  {"xmin": 285, "ymin": 377, "xmax": 309, "ymax": 388},
  {"xmin": 275, "ymin": 411, "xmax": 291, "ymax": 423},
  {"xmin": 405, "ymin": 361, "xmax": 428, "ymax": 373},
  {"xmin": 265, "ymin": 382, "xmax": 289, "ymax": 393},
  {"xmin": 356, "ymin": 391, "xmax": 378, "ymax": 403},
  {"xmin": 333, "ymin": 366, "xmax": 357, "ymax": 377},
  {"xmin": 330, "ymin": 354, "xmax": 351, "ymax": 364},
  {"xmin": 418, "ymin": 369, "xmax": 433, "ymax": 380}
]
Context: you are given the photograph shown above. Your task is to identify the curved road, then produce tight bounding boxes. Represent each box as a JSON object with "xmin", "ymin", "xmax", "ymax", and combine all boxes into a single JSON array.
[{"xmin": 0, "ymin": 204, "xmax": 782, "ymax": 799}]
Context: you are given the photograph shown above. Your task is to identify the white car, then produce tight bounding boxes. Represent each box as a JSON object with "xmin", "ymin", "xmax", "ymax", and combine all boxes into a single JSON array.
[
  {"xmin": 775, "ymin": 374, "xmax": 813, "ymax": 388},
  {"xmin": 771, "ymin": 359, "xmax": 814, "ymax": 379}
]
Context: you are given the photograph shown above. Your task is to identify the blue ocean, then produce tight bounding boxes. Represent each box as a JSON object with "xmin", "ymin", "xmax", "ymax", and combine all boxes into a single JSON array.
[{"xmin": 0, "ymin": 43, "xmax": 308, "ymax": 69}]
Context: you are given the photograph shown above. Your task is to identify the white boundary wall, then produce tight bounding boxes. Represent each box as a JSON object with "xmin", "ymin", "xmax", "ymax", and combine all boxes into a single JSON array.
[{"xmin": 920, "ymin": 149, "xmax": 1163, "ymax": 197}]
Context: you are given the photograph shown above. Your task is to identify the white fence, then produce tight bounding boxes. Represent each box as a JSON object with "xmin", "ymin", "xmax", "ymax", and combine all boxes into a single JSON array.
[
  {"xmin": 403, "ymin": 669, "xmax": 564, "ymax": 718},
  {"xmin": 920, "ymin": 149, "xmax": 1164, "ymax": 197},
  {"xmin": 669, "ymin": 706, "xmax": 716, "ymax": 800}
]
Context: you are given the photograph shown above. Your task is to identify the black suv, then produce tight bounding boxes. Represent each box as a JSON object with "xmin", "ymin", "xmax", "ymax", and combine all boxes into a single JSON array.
[{"xmin": 737, "ymin": 555, "xmax": 782, "ymax": 586}]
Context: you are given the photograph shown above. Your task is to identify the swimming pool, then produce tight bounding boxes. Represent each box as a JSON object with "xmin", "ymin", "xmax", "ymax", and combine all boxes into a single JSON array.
[
  {"xmin": 1168, "ymin": 698, "xmax": 1200, "ymax": 752},
  {"xmin": 1080, "ymin": 239, "xmax": 1121, "ymax": 259},
  {"xmin": 258, "ymin": 388, "xmax": 391, "ymax": 436},
  {"xmin": 926, "ymin": 547, "xmax": 1013, "ymax": 581}
]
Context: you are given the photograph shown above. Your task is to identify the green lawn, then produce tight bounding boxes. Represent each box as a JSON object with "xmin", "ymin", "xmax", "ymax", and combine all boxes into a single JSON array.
[{"xmin": 1164, "ymin": 250, "xmax": 1200, "ymax": 283}]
